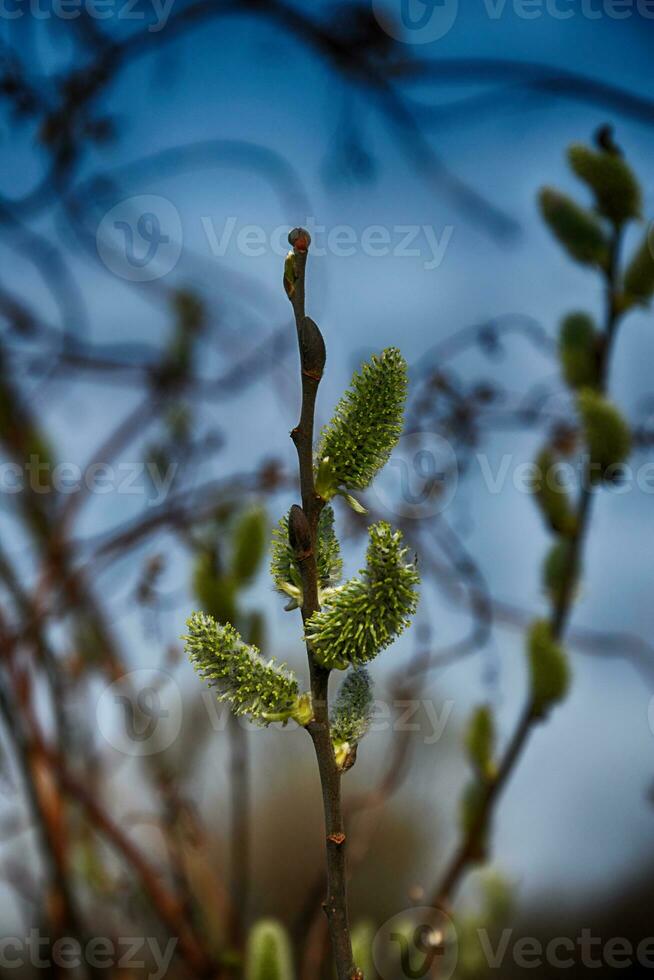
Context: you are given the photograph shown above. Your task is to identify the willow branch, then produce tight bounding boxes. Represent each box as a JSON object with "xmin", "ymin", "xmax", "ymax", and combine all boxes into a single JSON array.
[
  {"xmin": 431, "ymin": 221, "xmax": 625, "ymax": 912},
  {"xmin": 286, "ymin": 227, "xmax": 357, "ymax": 980}
]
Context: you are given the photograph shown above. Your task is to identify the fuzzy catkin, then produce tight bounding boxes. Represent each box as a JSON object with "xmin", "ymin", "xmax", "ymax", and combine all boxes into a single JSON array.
[
  {"xmin": 185, "ymin": 612, "xmax": 299, "ymax": 724},
  {"xmin": 305, "ymin": 522, "xmax": 419, "ymax": 669},
  {"xmin": 315, "ymin": 347, "xmax": 407, "ymax": 495}
]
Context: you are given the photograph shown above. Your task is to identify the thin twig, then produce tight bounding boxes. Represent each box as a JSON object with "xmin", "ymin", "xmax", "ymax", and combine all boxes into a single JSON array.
[{"xmin": 286, "ymin": 229, "xmax": 357, "ymax": 980}]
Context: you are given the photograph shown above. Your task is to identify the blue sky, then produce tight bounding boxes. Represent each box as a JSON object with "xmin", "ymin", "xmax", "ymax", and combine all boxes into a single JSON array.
[{"xmin": 2, "ymin": 0, "xmax": 654, "ymax": 927}]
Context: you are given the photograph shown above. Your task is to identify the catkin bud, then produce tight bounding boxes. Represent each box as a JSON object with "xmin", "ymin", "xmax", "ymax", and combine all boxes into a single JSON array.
[
  {"xmin": 288, "ymin": 504, "xmax": 311, "ymax": 559},
  {"xmin": 527, "ymin": 619, "xmax": 570, "ymax": 719},
  {"xmin": 464, "ymin": 705, "xmax": 496, "ymax": 781},
  {"xmin": 298, "ymin": 316, "xmax": 326, "ymax": 379},
  {"xmin": 530, "ymin": 448, "xmax": 577, "ymax": 536},
  {"xmin": 246, "ymin": 920, "xmax": 294, "ymax": 980},
  {"xmin": 350, "ymin": 921, "xmax": 375, "ymax": 980},
  {"xmin": 288, "ymin": 227, "xmax": 311, "ymax": 252},
  {"xmin": 568, "ymin": 143, "xmax": 641, "ymax": 225},
  {"xmin": 539, "ymin": 188, "xmax": 609, "ymax": 268},
  {"xmin": 330, "ymin": 668, "xmax": 373, "ymax": 770},
  {"xmin": 559, "ymin": 312, "xmax": 599, "ymax": 390},
  {"xmin": 577, "ymin": 388, "xmax": 632, "ymax": 481},
  {"xmin": 623, "ymin": 230, "xmax": 654, "ymax": 307}
]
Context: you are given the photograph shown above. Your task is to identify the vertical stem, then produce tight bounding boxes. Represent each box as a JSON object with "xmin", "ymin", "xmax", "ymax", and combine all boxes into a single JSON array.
[
  {"xmin": 431, "ymin": 221, "xmax": 626, "ymax": 912},
  {"xmin": 285, "ymin": 230, "xmax": 357, "ymax": 980},
  {"xmin": 227, "ymin": 712, "xmax": 250, "ymax": 948}
]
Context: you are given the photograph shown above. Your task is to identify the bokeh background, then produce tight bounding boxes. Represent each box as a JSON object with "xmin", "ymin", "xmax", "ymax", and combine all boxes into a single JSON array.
[{"xmin": 2, "ymin": 2, "xmax": 654, "ymax": 977}]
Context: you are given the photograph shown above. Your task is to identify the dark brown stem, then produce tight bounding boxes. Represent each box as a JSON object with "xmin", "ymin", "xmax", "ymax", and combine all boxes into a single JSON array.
[
  {"xmin": 431, "ymin": 222, "xmax": 625, "ymax": 913},
  {"xmin": 286, "ymin": 229, "xmax": 356, "ymax": 980}
]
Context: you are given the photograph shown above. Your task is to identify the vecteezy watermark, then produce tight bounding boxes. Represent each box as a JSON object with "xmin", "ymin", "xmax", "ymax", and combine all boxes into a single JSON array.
[
  {"xmin": 372, "ymin": 0, "xmax": 654, "ymax": 45},
  {"xmin": 372, "ymin": 913, "xmax": 654, "ymax": 978},
  {"xmin": 96, "ymin": 667, "xmax": 456, "ymax": 755},
  {"xmin": 96, "ymin": 195, "xmax": 182, "ymax": 282},
  {"xmin": 96, "ymin": 669, "xmax": 183, "ymax": 757},
  {"xmin": 0, "ymin": 457, "xmax": 177, "ymax": 506},
  {"xmin": 472, "ymin": 927, "xmax": 654, "ymax": 970},
  {"xmin": 372, "ymin": 431, "xmax": 459, "ymax": 519},
  {"xmin": 372, "ymin": 0, "xmax": 459, "ymax": 44},
  {"xmin": 374, "ymin": 907, "xmax": 458, "ymax": 980},
  {"xmin": 95, "ymin": 203, "xmax": 454, "ymax": 280},
  {"xmin": 0, "ymin": 0, "xmax": 175, "ymax": 31},
  {"xmin": 369, "ymin": 435, "xmax": 654, "ymax": 520},
  {"xmin": 476, "ymin": 452, "xmax": 654, "ymax": 497},
  {"xmin": 201, "ymin": 218, "xmax": 454, "ymax": 271},
  {"xmin": 0, "ymin": 931, "xmax": 177, "ymax": 979}
]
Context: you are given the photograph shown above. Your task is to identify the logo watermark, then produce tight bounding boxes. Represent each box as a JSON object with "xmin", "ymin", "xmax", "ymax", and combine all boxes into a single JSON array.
[
  {"xmin": 0, "ymin": 457, "xmax": 178, "ymax": 506},
  {"xmin": 96, "ymin": 195, "xmax": 182, "ymax": 282},
  {"xmin": 372, "ymin": 0, "xmax": 654, "ymax": 45},
  {"xmin": 0, "ymin": 0, "xmax": 175, "ymax": 31},
  {"xmin": 96, "ymin": 669, "xmax": 183, "ymax": 757},
  {"xmin": 374, "ymin": 908, "xmax": 458, "ymax": 980},
  {"xmin": 95, "ymin": 202, "xmax": 454, "ymax": 280},
  {"xmin": 0, "ymin": 931, "xmax": 177, "ymax": 980},
  {"xmin": 372, "ymin": 0, "xmax": 459, "ymax": 44},
  {"xmin": 372, "ymin": 431, "xmax": 459, "ymax": 519}
]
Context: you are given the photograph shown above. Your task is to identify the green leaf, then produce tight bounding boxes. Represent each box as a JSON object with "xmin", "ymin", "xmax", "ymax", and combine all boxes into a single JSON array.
[
  {"xmin": 527, "ymin": 619, "xmax": 570, "ymax": 719},
  {"xmin": 305, "ymin": 522, "xmax": 419, "ymax": 669},
  {"xmin": 568, "ymin": 143, "xmax": 641, "ymax": 225},
  {"xmin": 246, "ymin": 920, "xmax": 295, "ymax": 980},
  {"xmin": 539, "ymin": 187, "xmax": 609, "ymax": 268},
  {"xmin": 231, "ymin": 507, "xmax": 267, "ymax": 586},
  {"xmin": 316, "ymin": 347, "xmax": 407, "ymax": 496},
  {"xmin": 337, "ymin": 490, "xmax": 368, "ymax": 514}
]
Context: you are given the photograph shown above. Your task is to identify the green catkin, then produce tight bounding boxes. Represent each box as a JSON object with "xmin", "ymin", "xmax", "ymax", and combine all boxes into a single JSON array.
[
  {"xmin": 350, "ymin": 921, "xmax": 375, "ymax": 980},
  {"xmin": 270, "ymin": 505, "xmax": 342, "ymax": 608},
  {"xmin": 539, "ymin": 188, "xmax": 609, "ymax": 268},
  {"xmin": 464, "ymin": 705, "xmax": 496, "ymax": 781},
  {"xmin": 315, "ymin": 347, "xmax": 407, "ymax": 499},
  {"xmin": 330, "ymin": 668, "xmax": 374, "ymax": 765},
  {"xmin": 304, "ymin": 522, "xmax": 420, "ymax": 670},
  {"xmin": 185, "ymin": 612, "xmax": 302, "ymax": 725},
  {"xmin": 559, "ymin": 312, "xmax": 599, "ymax": 390},
  {"xmin": 530, "ymin": 448, "xmax": 577, "ymax": 536},
  {"xmin": 577, "ymin": 388, "xmax": 632, "ymax": 480},
  {"xmin": 231, "ymin": 507, "xmax": 267, "ymax": 586},
  {"xmin": 246, "ymin": 920, "xmax": 295, "ymax": 980},
  {"xmin": 567, "ymin": 143, "xmax": 641, "ymax": 225},
  {"xmin": 623, "ymin": 231, "xmax": 654, "ymax": 307},
  {"xmin": 527, "ymin": 620, "xmax": 570, "ymax": 719}
]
